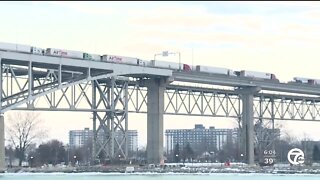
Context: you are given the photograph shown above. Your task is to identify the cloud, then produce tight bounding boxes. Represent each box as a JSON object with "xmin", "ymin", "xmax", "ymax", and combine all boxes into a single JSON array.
[
  {"xmin": 125, "ymin": 1, "xmax": 320, "ymax": 53},
  {"xmin": 131, "ymin": 26, "xmax": 320, "ymax": 51},
  {"xmin": 128, "ymin": 6, "xmax": 264, "ymax": 31}
]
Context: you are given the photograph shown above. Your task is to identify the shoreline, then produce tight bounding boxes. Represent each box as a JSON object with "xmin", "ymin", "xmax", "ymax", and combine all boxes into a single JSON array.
[
  {"xmin": 3, "ymin": 166, "xmax": 320, "ymax": 175},
  {"xmin": 2, "ymin": 172, "xmax": 320, "ymax": 176}
]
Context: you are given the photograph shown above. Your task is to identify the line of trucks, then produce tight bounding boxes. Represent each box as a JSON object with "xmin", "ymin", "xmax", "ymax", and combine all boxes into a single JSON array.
[{"xmin": 0, "ymin": 42, "xmax": 317, "ymax": 85}]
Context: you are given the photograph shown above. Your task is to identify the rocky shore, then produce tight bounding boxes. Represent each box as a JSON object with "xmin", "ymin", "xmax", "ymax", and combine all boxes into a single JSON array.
[{"xmin": 5, "ymin": 164, "xmax": 320, "ymax": 174}]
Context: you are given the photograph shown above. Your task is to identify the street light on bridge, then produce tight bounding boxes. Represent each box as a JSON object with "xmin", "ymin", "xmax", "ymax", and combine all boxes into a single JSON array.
[{"xmin": 154, "ymin": 51, "xmax": 181, "ymax": 70}]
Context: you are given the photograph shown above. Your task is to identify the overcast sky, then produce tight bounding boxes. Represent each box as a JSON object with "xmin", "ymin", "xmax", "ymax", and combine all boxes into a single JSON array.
[{"xmin": 1, "ymin": 1, "xmax": 320, "ymax": 147}]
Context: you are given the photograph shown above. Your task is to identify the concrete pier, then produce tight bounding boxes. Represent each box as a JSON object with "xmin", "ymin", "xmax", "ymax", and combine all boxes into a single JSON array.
[
  {"xmin": 0, "ymin": 114, "xmax": 5, "ymax": 171},
  {"xmin": 236, "ymin": 86, "xmax": 261, "ymax": 165},
  {"xmin": 146, "ymin": 77, "xmax": 166, "ymax": 164}
]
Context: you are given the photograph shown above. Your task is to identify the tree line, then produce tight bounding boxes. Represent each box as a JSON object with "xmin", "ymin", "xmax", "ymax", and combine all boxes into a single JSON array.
[
  {"xmin": 5, "ymin": 139, "xmax": 87, "ymax": 167},
  {"xmin": 168, "ymin": 139, "xmax": 320, "ymax": 165},
  {"xmin": 4, "ymin": 112, "xmax": 320, "ymax": 167}
]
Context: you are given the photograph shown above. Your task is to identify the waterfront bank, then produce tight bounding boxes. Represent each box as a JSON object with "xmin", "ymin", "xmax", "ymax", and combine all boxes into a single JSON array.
[
  {"xmin": 5, "ymin": 164, "xmax": 320, "ymax": 175},
  {"xmin": 1, "ymin": 173, "xmax": 320, "ymax": 180}
]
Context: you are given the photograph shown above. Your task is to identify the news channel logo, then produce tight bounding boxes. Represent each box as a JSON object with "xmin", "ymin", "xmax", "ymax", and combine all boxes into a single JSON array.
[{"xmin": 287, "ymin": 148, "xmax": 305, "ymax": 165}]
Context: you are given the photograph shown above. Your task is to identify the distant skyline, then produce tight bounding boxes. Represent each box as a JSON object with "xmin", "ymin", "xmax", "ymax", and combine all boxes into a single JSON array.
[{"xmin": 1, "ymin": 1, "xmax": 320, "ymax": 147}]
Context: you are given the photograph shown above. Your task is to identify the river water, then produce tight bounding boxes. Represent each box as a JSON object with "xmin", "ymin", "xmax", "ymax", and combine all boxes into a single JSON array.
[{"xmin": 1, "ymin": 173, "xmax": 320, "ymax": 180}]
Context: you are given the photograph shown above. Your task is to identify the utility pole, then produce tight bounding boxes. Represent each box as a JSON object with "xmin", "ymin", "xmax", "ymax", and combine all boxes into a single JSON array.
[{"xmin": 192, "ymin": 48, "xmax": 194, "ymax": 71}]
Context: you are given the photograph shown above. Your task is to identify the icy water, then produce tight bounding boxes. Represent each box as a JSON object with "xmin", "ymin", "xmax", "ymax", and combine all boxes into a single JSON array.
[{"xmin": 1, "ymin": 173, "xmax": 320, "ymax": 180}]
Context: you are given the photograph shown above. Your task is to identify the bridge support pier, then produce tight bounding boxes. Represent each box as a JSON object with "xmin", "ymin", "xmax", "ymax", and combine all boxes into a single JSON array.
[
  {"xmin": 237, "ymin": 86, "xmax": 261, "ymax": 166},
  {"xmin": 91, "ymin": 78, "xmax": 129, "ymax": 163},
  {"xmin": 146, "ymin": 77, "xmax": 167, "ymax": 164},
  {"xmin": 242, "ymin": 92, "xmax": 254, "ymax": 165},
  {"xmin": 0, "ymin": 114, "xmax": 4, "ymax": 172}
]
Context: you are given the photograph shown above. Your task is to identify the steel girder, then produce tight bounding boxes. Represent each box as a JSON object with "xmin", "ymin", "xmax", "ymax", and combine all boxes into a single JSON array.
[
  {"xmin": 127, "ymin": 84, "xmax": 320, "ymax": 122},
  {"xmin": 128, "ymin": 84, "xmax": 241, "ymax": 118},
  {"xmin": 91, "ymin": 78, "xmax": 128, "ymax": 161},
  {"xmin": 10, "ymin": 77, "xmax": 320, "ymax": 122},
  {"xmin": 253, "ymin": 95, "xmax": 320, "ymax": 121},
  {"xmin": 0, "ymin": 60, "xmax": 116, "ymax": 113}
]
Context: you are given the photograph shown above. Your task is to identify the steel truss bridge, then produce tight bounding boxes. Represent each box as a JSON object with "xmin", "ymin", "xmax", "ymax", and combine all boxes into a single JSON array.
[{"xmin": 1, "ymin": 50, "xmax": 320, "ymax": 169}]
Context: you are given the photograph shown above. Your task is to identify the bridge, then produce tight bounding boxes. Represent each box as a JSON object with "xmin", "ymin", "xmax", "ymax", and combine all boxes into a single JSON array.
[{"xmin": 1, "ymin": 50, "xmax": 320, "ymax": 170}]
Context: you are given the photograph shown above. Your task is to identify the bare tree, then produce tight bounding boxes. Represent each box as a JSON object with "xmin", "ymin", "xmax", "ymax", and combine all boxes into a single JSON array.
[
  {"xmin": 234, "ymin": 117, "xmax": 284, "ymax": 164},
  {"xmin": 6, "ymin": 112, "xmax": 47, "ymax": 166}
]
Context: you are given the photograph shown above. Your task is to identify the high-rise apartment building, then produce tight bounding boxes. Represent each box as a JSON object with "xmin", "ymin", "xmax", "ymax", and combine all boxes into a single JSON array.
[
  {"xmin": 69, "ymin": 128, "xmax": 138, "ymax": 152},
  {"xmin": 165, "ymin": 124, "xmax": 238, "ymax": 154}
]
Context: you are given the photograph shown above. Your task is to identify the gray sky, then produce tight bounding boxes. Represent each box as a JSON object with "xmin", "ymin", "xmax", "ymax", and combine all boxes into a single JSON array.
[{"xmin": 1, "ymin": 1, "xmax": 320, "ymax": 147}]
